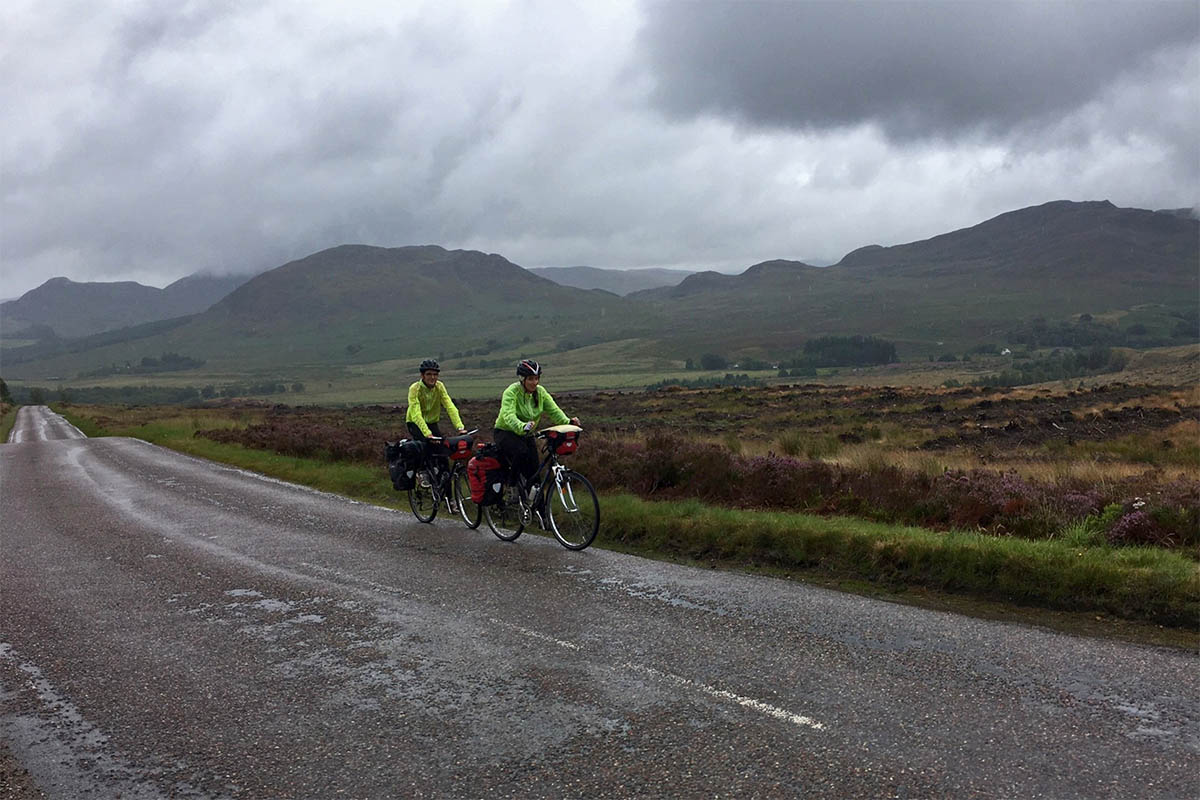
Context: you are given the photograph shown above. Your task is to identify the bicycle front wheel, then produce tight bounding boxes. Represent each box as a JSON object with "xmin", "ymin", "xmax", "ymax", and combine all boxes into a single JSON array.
[
  {"xmin": 408, "ymin": 469, "xmax": 437, "ymax": 523},
  {"xmin": 484, "ymin": 483, "xmax": 524, "ymax": 542},
  {"xmin": 547, "ymin": 470, "xmax": 599, "ymax": 550},
  {"xmin": 452, "ymin": 465, "xmax": 482, "ymax": 529}
]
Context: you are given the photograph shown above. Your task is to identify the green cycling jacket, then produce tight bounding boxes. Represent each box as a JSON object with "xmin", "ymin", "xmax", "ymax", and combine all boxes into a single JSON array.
[
  {"xmin": 494, "ymin": 381, "xmax": 569, "ymax": 435},
  {"xmin": 406, "ymin": 380, "xmax": 464, "ymax": 437}
]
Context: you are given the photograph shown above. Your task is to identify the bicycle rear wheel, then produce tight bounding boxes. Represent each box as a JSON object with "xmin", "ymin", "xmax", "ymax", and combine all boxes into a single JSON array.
[
  {"xmin": 452, "ymin": 465, "xmax": 482, "ymax": 529},
  {"xmin": 547, "ymin": 470, "xmax": 599, "ymax": 550},
  {"xmin": 408, "ymin": 468, "xmax": 437, "ymax": 523},
  {"xmin": 484, "ymin": 483, "xmax": 524, "ymax": 541}
]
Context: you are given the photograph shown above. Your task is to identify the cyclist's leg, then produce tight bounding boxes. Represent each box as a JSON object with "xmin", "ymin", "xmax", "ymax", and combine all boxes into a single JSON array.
[
  {"xmin": 406, "ymin": 423, "xmax": 432, "ymax": 488},
  {"xmin": 493, "ymin": 429, "xmax": 536, "ymax": 497},
  {"xmin": 426, "ymin": 422, "xmax": 450, "ymax": 473}
]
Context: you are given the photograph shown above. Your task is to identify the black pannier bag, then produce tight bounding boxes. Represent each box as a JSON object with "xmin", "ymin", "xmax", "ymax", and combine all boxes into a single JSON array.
[
  {"xmin": 385, "ymin": 439, "xmax": 425, "ymax": 491},
  {"xmin": 467, "ymin": 442, "xmax": 506, "ymax": 506}
]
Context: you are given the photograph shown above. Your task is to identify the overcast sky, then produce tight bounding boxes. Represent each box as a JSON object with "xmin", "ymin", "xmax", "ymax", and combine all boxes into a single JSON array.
[{"xmin": 3, "ymin": 0, "xmax": 1197, "ymax": 298}]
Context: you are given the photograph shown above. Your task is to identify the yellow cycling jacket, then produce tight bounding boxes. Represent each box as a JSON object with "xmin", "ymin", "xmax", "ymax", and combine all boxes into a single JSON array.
[
  {"xmin": 494, "ymin": 381, "xmax": 569, "ymax": 435},
  {"xmin": 406, "ymin": 380, "xmax": 464, "ymax": 437}
]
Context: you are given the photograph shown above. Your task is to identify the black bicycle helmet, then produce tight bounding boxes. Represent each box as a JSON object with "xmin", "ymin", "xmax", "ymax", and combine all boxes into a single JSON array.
[
  {"xmin": 419, "ymin": 358, "xmax": 440, "ymax": 373},
  {"xmin": 516, "ymin": 359, "xmax": 541, "ymax": 377}
]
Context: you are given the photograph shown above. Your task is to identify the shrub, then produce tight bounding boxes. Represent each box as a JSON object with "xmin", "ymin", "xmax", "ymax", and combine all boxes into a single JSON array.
[{"xmin": 1107, "ymin": 511, "xmax": 1173, "ymax": 547}]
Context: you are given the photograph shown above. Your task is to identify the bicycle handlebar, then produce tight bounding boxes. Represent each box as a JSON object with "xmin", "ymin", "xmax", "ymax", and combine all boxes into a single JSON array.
[{"xmin": 426, "ymin": 428, "xmax": 479, "ymax": 442}]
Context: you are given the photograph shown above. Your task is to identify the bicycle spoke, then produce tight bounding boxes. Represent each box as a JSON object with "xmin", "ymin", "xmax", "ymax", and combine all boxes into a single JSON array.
[
  {"xmin": 453, "ymin": 465, "xmax": 482, "ymax": 529},
  {"xmin": 547, "ymin": 470, "xmax": 599, "ymax": 550},
  {"xmin": 484, "ymin": 483, "xmax": 524, "ymax": 541},
  {"xmin": 408, "ymin": 469, "xmax": 437, "ymax": 523}
]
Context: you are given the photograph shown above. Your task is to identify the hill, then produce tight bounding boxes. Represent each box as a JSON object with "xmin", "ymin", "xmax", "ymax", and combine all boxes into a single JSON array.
[
  {"xmin": 1, "ymin": 273, "xmax": 252, "ymax": 340},
  {"xmin": 634, "ymin": 201, "xmax": 1198, "ymax": 355},
  {"xmin": 2, "ymin": 245, "xmax": 645, "ymax": 378},
  {"xmin": 4, "ymin": 201, "xmax": 1196, "ymax": 382},
  {"xmin": 529, "ymin": 266, "xmax": 696, "ymax": 295}
]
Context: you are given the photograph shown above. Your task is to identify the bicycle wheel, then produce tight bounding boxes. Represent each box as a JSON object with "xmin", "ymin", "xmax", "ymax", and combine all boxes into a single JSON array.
[
  {"xmin": 547, "ymin": 470, "xmax": 599, "ymax": 550},
  {"xmin": 408, "ymin": 468, "xmax": 438, "ymax": 523},
  {"xmin": 452, "ymin": 465, "xmax": 482, "ymax": 529},
  {"xmin": 484, "ymin": 483, "xmax": 524, "ymax": 541}
]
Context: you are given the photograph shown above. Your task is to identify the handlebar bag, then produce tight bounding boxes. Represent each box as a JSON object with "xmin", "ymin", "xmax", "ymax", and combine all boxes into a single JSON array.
[
  {"xmin": 544, "ymin": 429, "xmax": 579, "ymax": 455},
  {"xmin": 445, "ymin": 434, "xmax": 476, "ymax": 461}
]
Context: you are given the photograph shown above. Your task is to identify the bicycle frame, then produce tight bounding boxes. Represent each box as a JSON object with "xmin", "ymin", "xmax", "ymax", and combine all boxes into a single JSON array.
[
  {"xmin": 517, "ymin": 437, "xmax": 576, "ymax": 516},
  {"xmin": 419, "ymin": 429, "xmax": 477, "ymax": 515}
]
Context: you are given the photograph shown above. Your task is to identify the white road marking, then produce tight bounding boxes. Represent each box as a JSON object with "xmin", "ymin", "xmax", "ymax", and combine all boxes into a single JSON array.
[
  {"xmin": 624, "ymin": 662, "xmax": 827, "ymax": 731},
  {"xmin": 489, "ymin": 618, "xmax": 581, "ymax": 650}
]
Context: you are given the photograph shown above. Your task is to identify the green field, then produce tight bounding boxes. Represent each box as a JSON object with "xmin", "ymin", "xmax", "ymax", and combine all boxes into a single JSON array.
[{"xmin": 17, "ymin": 334, "xmax": 1194, "ymax": 409}]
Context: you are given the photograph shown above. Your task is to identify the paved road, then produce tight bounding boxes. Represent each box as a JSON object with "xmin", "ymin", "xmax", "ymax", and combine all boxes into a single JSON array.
[{"xmin": 2, "ymin": 406, "xmax": 1197, "ymax": 798}]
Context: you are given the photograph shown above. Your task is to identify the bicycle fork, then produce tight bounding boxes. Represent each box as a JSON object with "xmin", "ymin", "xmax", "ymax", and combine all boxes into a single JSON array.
[{"xmin": 551, "ymin": 465, "xmax": 581, "ymax": 514}]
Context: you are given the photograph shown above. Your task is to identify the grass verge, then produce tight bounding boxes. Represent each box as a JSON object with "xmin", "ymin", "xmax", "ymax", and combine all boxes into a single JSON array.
[
  {"xmin": 597, "ymin": 495, "xmax": 1199, "ymax": 631},
  {"xmin": 56, "ymin": 406, "xmax": 1200, "ymax": 640},
  {"xmin": 0, "ymin": 404, "xmax": 17, "ymax": 443}
]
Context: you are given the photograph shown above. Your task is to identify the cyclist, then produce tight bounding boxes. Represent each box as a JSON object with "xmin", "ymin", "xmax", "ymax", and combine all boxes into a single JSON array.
[
  {"xmin": 406, "ymin": 359, "xmax": 467, "ymax": 482},
  {"xmin": 406, "ymin": 359, "xmax": 466, "ymax": 441},
  {"xmin": 493, "ymin": 359, "xmax": 580, "ymax": 497}
]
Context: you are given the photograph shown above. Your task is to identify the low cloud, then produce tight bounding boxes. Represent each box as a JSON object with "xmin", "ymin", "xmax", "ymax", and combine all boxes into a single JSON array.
[{"xmin": 1, "ymin": 1, "xmax": 1196, "ymax": 300}]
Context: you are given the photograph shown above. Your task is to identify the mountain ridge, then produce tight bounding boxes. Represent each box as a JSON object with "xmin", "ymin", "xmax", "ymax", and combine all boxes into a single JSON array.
[
  {"xmin": 1, "ymin": 272, "xmax": 253, "ymax": 339},
  {"xmin": 3, "ymin": 200, "xmax": 1195, "ymax": 379}
]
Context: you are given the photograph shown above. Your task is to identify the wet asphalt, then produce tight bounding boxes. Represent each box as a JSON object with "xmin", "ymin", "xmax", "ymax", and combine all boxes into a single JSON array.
[{"xmin": 1, "ymin": 405, "xmax": 1197, "ymax": 798}]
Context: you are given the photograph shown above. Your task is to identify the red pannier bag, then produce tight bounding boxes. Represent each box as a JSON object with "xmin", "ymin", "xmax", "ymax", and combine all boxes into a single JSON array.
[
  {"xmin": 444, "ymin": 434, "xmax": 475, "ymax": 461},
  {"xmin": 544, "ymin": 428, "xmax": 579, "ymax": 455},
  {"xmin": 467, "ymin": 450, "xmax": 505, "ymax": 505}
]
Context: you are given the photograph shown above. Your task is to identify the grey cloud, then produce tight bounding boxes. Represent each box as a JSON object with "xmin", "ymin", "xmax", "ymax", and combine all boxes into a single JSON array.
[{"xmin": 638, "ymin": 0, "xmax": 1199, "ymax": 140}]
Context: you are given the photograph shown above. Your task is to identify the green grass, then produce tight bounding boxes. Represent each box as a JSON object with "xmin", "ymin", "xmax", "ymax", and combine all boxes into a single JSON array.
[
  {"xmin": 1052, "ymin": 432, "xmax": 1200, "ymax": 468},
  {"xmin": 597, "ymin": 495, "xmax": 1199, "ymax": 628},
  {"xmin": 58, "ymin": 406, "xmax": 1200, "ymax": 631},
  {"xmin": 0, "ymin": 404, "xmax": 17, "ymax": 443}
]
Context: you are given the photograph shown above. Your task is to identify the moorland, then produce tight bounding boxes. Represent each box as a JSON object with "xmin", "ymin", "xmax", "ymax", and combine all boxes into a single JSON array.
[{"xmin": 42, "ymin": 368, "xmax": 1199, "ymax": 641}]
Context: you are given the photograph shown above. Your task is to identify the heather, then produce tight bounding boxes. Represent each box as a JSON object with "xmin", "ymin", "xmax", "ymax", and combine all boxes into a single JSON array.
[
  {"xmin": 185, "ymin": 406, "xmax": 1200, "ymax": 554},
  {"xmin": 571, "ymin": 432, "xmax": 1199, "ymax": 552}
]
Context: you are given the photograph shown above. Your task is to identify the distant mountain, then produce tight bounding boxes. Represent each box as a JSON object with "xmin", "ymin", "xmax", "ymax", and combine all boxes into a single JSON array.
[
  {"xmin": 1, "ymin": 272, "xmax": 253, "ymax": 340},
  {"xmin": 529, "ymin": 266, "xmax": 696, "ymax": 295},
  {"xmin": 834, "ymin": 200, "xmax": 1195, "ymax": 280},
  {"xmin": 205, "ymin": 245, "xmax": 631, "ymax": 326},
  {"xmin": 5, "ymin": 201, "xmax": 1196, "ymax": 380},
  {"xmin": 161, "ymin": 273, "xmax": 255, "ymax": 316},
  {"xmin": 635, "ymin": 200, "xmax": 1199, "ymax": 352},
  {"xmin": 3, "ymin": 245, "xmax": 643, "ymax": 377}
]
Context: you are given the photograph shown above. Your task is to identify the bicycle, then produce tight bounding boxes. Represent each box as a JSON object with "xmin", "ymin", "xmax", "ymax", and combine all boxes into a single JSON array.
[
  {"xmin": 408, "ymin": 429, "xmax": 482, "ymax": 529},
  {"xmin": 484, "ymin": 424, "xmax": 600, "ymax": 550}
]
